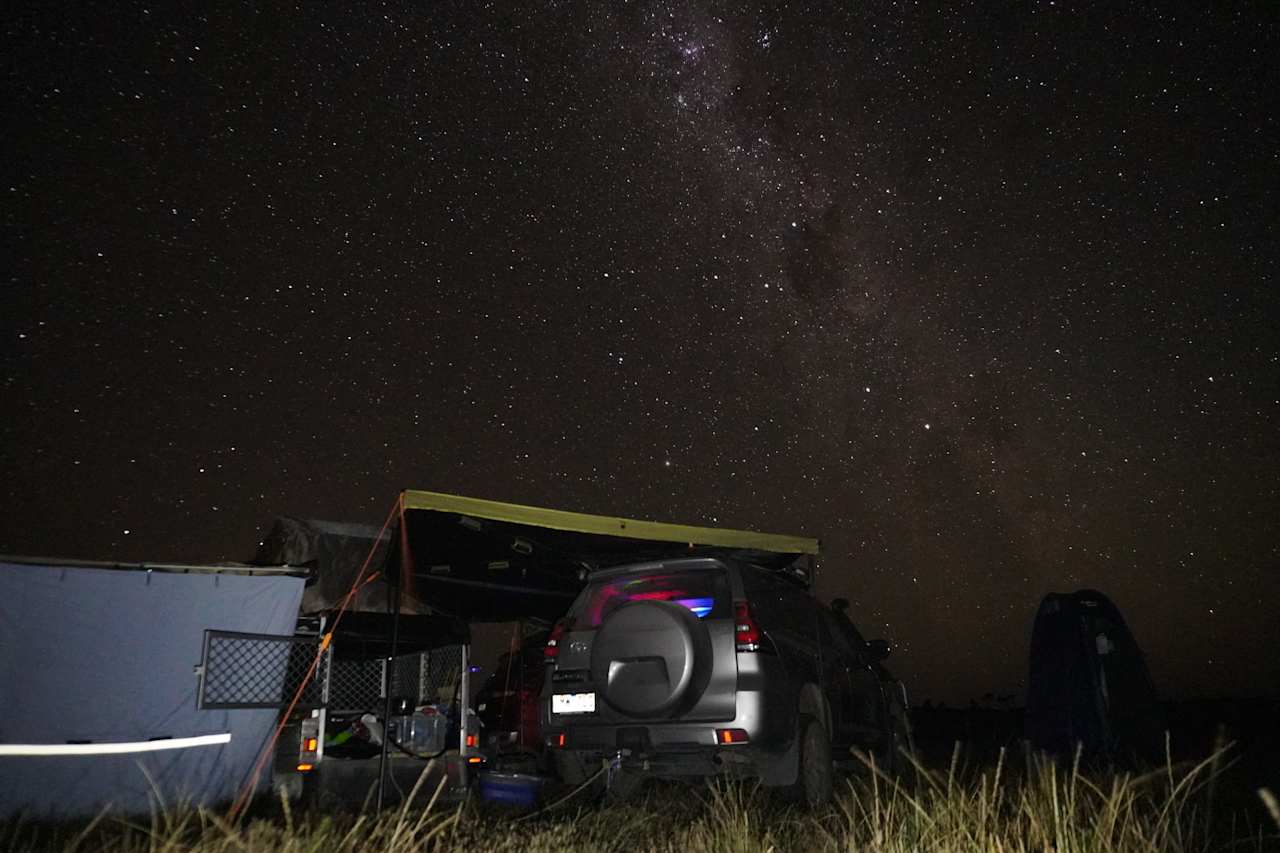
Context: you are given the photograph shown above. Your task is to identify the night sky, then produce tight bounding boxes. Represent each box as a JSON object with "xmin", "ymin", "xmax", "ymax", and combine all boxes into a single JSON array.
[{"xmin": 4, "ymin": 2, "xmax": 1277, "ymax": 704}]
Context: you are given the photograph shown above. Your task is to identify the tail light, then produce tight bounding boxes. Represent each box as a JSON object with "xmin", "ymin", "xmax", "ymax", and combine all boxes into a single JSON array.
[
  {"xmin": 717, "ymin": 728, "xmax": 749, "ymax": 745},
  {"xmin": 734, "ymin": 601, "xmax": 761, "ymax": 652},
  {"xmin": 298, "ymin": 716, "xmax": 320, "ymax": 771},
  {"xmin": 544, "ymin": 620, "xmax": 567, "ymax": 660}
]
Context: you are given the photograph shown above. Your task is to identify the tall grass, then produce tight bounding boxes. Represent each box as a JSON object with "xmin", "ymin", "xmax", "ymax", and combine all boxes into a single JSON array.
[
  {"xmin": 826, "ymin": 743, "xmax": 1278, "ymax": 852},
  {"xmin": 4, "ymin": 746, "xmax": 1277, "ymax": 852}
]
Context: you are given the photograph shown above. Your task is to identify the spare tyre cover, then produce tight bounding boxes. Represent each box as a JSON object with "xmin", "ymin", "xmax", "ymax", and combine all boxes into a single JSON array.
[{"xmin": 590, "ymin": 600, "xmax": 712, "ymax": 718}]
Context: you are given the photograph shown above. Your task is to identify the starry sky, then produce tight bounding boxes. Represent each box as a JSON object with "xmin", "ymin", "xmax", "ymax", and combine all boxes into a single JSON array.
[{"xmin": 4, "ymin": 2, "xmax": 1277, "ymax": 704}]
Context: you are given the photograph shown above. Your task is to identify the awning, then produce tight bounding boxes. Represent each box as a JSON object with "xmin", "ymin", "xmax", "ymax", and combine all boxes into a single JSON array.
[{"xmin": 395, "ymin": 489, "xmax": 820, "ymax": 623}]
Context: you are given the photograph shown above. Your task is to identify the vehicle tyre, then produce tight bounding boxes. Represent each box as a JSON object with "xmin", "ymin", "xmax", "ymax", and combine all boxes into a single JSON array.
[{"xmin": 787, "ymin": 714, "xmax": 833, "ymax": 808}]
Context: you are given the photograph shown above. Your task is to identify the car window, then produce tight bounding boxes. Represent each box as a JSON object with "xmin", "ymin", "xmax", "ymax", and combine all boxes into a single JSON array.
[
  {"xmin": 830, "ymin": 609, "xmax": 873, "ymax": 666},
  {"xmin": 833, "ymin": 610, "xmax": 868, "ymax": 649},
  {"xmin": 568, "ymin": 568, "xmax": 731, "ymax": 627},
  {"xmin": 820, "ymin": 609, "xmax": 860, "ymax": 661},
  {"xmin": 741, "ymin": 564, "xmax": 819, "ymax": 641},
  {"xmin": 773, "ymin": 581, "xmax": 820, "ymax": 642}
]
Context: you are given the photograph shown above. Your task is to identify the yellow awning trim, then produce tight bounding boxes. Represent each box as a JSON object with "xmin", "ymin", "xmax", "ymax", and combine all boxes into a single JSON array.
[{"xmin": 399, "ymin": 489, "xmax": 820, "ymax": 556}]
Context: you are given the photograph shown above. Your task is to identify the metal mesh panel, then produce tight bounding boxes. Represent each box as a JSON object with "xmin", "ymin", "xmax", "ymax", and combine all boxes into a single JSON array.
[
  {"xmin": 199, "ymin": 630, "xmax": 326, "ymax": 709},
  {"xmin": 419, "ymin": 645, "xmax": 464, "ymax": 705},
  {"xmin": 328, "ymin": 657, "xmax": 385, "ymax": 712},
  {"xmin": 325, "ymin": 645, "xmax": 465, "ymax": 712}
]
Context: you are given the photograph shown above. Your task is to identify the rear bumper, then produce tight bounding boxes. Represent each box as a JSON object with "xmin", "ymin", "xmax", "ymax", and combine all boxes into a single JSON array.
[
  {"xmin": 553, "ymin": 742, "xmax": 772, "ymax": 782},
  {"xmin": 545, "ymin": 714, "xmax": 787, "ymax": 753},
  {"xmin": 545, "ymin": 670, "xmax": 793, "ymax": 779}
]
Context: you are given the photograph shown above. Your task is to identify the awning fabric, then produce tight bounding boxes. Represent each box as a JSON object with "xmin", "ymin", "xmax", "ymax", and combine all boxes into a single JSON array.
[{"xmin": 395, "ymin": 489, "xmax": 820, "ymax": 623}]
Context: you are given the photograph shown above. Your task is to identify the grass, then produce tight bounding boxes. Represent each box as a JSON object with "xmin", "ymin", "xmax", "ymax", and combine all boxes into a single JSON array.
[{"xmin": 4, "ymin": 745, "xmax": 1278, "ymax": 852}]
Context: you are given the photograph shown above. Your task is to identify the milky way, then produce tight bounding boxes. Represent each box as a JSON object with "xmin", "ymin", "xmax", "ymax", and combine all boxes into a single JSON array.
[{"xmin": 4, "ymin": 2, "xmax": 1276, "ymax": 702}]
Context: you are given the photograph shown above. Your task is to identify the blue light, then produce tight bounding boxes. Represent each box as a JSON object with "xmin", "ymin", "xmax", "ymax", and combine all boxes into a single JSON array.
[{"xmin": 676, "ymin": 597, "xmax": 715, "ymax": 618}]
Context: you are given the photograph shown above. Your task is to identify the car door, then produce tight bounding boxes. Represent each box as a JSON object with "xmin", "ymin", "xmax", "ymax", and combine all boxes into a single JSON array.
[
  {"xmin": 817, "ymin": 608, "xmax": 859, "ymax": 747},
  {"xmin": 744, "ymin": 568, "xmax": 820, "ymax": 683},
  {"xmin": 832, "ymin": 611, "xmax": 884, "ymax": 746}
]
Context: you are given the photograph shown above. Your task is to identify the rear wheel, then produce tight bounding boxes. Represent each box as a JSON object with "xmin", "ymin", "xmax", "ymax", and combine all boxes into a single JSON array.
[{"xmin": 787, "ymin": 714, "xmax": 833, "ymax": 808}]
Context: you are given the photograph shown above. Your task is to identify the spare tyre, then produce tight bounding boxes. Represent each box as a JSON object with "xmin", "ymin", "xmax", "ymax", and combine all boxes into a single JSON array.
[{"xmin": 590, "ymin": 600, "xmax": 712, "ymax": 718}]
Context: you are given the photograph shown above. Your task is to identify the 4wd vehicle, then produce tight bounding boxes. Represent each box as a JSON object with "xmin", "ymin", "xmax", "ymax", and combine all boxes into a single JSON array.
[{"xmin": 541, "ymin": 556, "xmax": 905, "ymax": 806}]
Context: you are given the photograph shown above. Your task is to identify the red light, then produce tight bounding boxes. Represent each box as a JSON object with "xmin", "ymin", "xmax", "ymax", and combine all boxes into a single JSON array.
[
  {"xmin": 465, "ymin": 734, "xmax": 477, "ymax": 748},
  {"xmin": 556, "ymin": 733, "xmax": 566, "ymax": 748},
  {"xmin": 304, "ymin": 737, "xmax": 317, "ymax": 752},
  {"xmin": 544, "ymin": 620, "xmax": 566, "ymax": 660},
  {"xmin": 627, "ymin": 589, "xmax": 687, "ymax": 602},
  {"xmin": 734, "ymin": 601, "xmax": 761, "ymax": 651},
  {"xmin": 717, "ymin": 728, "xmax": 749, "ymax": 745}
]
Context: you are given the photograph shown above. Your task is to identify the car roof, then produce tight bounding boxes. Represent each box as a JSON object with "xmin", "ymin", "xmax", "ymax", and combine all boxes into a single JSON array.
[{"xmin": 586, "ymin": 555, "xmax": 732, "ymax": 581}]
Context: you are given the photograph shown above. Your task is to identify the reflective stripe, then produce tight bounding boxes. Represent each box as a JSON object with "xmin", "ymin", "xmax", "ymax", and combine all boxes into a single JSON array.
[{"xmin": 0, "ymin": 733, "xmax": 231, "ymax": 756}]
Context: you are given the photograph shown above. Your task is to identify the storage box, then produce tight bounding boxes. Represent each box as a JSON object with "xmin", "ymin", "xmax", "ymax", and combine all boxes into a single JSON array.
[
  {"xmin": 478, "ymin": 771, "xmax": 544, "ymax": 807},
  {"xmin": 387, "ymin": 710, "xmax": 446, "ymax": 755}
]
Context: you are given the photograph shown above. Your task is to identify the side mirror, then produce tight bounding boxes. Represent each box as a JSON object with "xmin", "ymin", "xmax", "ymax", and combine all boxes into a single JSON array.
[{"xmin": 867, "ymin": 639, "xmax": 891, "ymax": 662}]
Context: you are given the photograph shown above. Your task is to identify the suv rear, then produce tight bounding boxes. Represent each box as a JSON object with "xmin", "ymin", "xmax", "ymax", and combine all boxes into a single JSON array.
[{"xmin": 541, "ymin": 556, "xmax": 902, "ymax": 805}]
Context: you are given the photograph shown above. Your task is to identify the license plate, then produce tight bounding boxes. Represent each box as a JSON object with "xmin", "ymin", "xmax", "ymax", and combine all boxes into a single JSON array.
[{"xmin": 552, "ymin": 692, "xmax": 596, "ymax": 715}]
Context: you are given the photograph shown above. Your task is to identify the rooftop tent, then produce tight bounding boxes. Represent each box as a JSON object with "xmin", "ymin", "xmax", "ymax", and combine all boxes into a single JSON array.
[
  {"xmin": 253, "ymin": 516, "xmax": 468, "ymax": 654},
  {"xmin": 254, "ymin": 517, "xmax": 395, "ymax": 616},
  {"xmin": 1025, "ymin": 589, "xmax": 1162, "ymax": 762},
  {"xmin": 393, "ymin": 489, "xmax": 821, "ymax": 623},
  {"xmin": 0, "ymin": 557, "xmax": 306, "ymax": 818}
]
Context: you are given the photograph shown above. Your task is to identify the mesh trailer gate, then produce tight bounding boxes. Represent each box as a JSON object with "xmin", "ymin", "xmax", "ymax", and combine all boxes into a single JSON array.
[
  {"xmin": 197, "ymin": 619, "xmax": 470, "ymax": 776},
  {"xmin": 198, "ymin": 629, "xmax": 328, "ymax": 710},
  {"xmin": 326, "ymin": 645, "xmax": 466, "ymax": 713}
]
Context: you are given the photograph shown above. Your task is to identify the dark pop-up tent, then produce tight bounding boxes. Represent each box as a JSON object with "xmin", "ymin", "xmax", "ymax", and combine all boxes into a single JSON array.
[
  {"xmin": 1025, "ymin": 589, "xmax": 1162, "ymax": 761},
  {"xmin": 0, "ymin": 557, "xmax": 306, "ymax": 818}
]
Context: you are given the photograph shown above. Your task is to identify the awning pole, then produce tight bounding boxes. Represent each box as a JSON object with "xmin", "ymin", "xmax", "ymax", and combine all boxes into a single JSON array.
[
  {"xmin": 375, "ymin": 521, "xmax": 405, "ymax": 811},
  {"xmin": 459, "ymin": 641, "xmax": 471, "ymax": 784},
  {"xmin": 517, "ymin": 620, "xmax": 526, "ymax": 748}
]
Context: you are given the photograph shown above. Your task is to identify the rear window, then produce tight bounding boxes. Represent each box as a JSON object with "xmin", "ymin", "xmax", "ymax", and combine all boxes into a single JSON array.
[{"xmin": 568, "ymin": 569, "xmax": 731, "ymax": 627}]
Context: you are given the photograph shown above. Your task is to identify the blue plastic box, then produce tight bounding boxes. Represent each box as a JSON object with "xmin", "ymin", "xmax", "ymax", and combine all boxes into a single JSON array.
[{"xmin": 478, "ymin": 772, "xmax": 544, "ymax": 807}]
